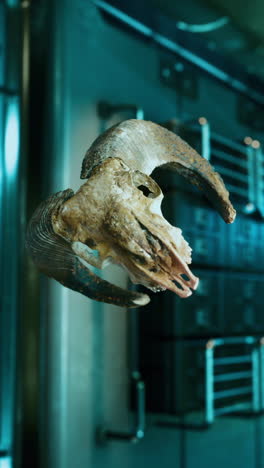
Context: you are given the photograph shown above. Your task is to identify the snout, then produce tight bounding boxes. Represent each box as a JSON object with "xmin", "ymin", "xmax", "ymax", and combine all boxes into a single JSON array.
[{"xmin": 102, "ymin": 204, "xmax": 199, "ymax": 298}]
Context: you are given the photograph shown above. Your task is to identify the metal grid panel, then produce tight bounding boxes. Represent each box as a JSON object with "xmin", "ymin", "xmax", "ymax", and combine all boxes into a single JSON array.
[
  {"xmin": 139, "ymin": 336, "xmax": 264, "ymax": 423},
  {"xmin": 157, "ymin": 119, "xmax": 264, "ymax": 216},
  {"xmin": 159, "ymin": 185, "xmax": 264, "ymax": 273}
]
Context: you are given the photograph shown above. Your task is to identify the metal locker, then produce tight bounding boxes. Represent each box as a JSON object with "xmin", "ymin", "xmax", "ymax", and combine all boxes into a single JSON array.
[{"xmin": 139, "ymin": 269, "xmax": 223, "ymax": 338}]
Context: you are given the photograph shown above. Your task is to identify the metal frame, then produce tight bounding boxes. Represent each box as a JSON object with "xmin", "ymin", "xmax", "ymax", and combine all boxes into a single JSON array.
[
  {"xmin": 204, "ymin": 337, "xmax": 263, "ymax": 425},
  {"xmin": 93, "ymin": 0, "xmax": 264, "ymax": 107},
  {"xmin": 255, "ymin": 147, "xmax": 264, "ymax": 216},
  {"xmin": 178, "ymin": 119, "xmax": 264, "ymax": 215},
  {"xmin": 97, "ymin": 100, "xmax": 144, "ymax": 121},
  {"xmin": 97, "ymin": 373, "xmax": 146, "ymax": 444},
  {"xmin": 156, "ymin": 336, "xmax": 264, "ymax": 431},
  {"xmin": 214, "ymin": 137, "xmax": 264, "ymax": 215},
  {"xmin": 93, "ymin": 0, "xmax": 264, "ymax": 216},
  {"xmin": 96, "ymin": 100, "xmax": 264, "ymax": 216},
  {"xmin": 259, "ymin": 338, "xmax": 264, "ymax": 410}
]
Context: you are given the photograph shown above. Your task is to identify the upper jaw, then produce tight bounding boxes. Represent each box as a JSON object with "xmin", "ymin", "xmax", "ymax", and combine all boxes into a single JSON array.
[
  {"xmin": 132, "ymin": 213, "xmax": 199, "ymax": 297},
  {"xmin": 104, "ymin": 218, "xmax": 199, "ymax": 298},
  {"xmin": 123, "ymin": 245, "xmax": 199, "ymax": 298},
  {"xmin": 54, "ymin": 161, "xmax": 199, "ymax": 299}
]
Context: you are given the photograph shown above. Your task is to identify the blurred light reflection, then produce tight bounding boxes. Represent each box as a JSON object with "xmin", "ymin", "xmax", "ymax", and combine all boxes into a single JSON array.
[
  {"xmin": 4, "ymin": 99, "xmax": 20, "ymax": 177},
  {"xmin": 0, "ymin": 457, "xmax": 12, "ymax": 468}
]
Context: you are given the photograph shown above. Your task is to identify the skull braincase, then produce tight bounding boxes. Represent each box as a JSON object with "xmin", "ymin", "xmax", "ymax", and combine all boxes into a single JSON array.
[
  {"xmin": 53, "ymin": 157, "xmax": 199, "ymax": 298},
  {"xmin": 26, "ymin": 119, "xmax": 236, "ymax": 308}
]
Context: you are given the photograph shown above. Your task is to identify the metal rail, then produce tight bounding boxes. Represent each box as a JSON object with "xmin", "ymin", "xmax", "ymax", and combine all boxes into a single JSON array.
[
  {"xmin": 97, "ymin": 100, "xmax": 144, "ymax": 120},
  {"xmin": 205, "ymin": 337, "xmax": 262, "ymax": 424},
  {"xmin": 97, "ymin": 374, "xmax": 146, "ymax": 444},
  {"xmin": 255, "ymin": 148, "xmax": 264, "ymax": 216},
  {"xmin": 214, "ymin": 386, "xmax": 252, "ymax": 400},
  {"xmin": 214, "ymin": 355, "xmax": 252, "ymax": 365},
  {"xmin": 210, "ymin": 132, "xmax": 247, "ymax": 154},
  {"xmin": 214, "ymin": 371, "xmax": 252, "ymax": 383},
  {"xmin": 225, "ymin": 183, "xmax": 248, "ymax": 197},
  {"xmin": 213, "ymin": 165, "xmax": 248, "ymax": 183},
  {"xmin": 156, "ymin": 337, "xmax": 264, "ymax": 430},
  {"xmin": 215, "ymin": 403, "xmax": 251, "ymax": 416},
  {"xmin": 181, "ymin": 119, "xmax": 264, "ymax": 212},
  {"xmin": 212, "ymin": 149, "xmax": 248, "ymax": 169},
  {"xmin": 94, "ymin": 0, "xmax": 264, "ymax": 214},
  {"xmin": 93, "ymin": 0, "xmax": 264, "ymax": 106}
]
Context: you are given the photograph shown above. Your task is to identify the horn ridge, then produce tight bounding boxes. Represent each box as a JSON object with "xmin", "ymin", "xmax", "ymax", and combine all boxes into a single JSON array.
[
  {"xmin": 81, "ymin": 119, "xmax": 236, "ymax": 223},
  {"xmin": 26, "ymin": 189, "xmax": 150, "ymax": 307},
  {"xmin": 26, "ymin": 189, "xmax": 75, "ymax": 277}
]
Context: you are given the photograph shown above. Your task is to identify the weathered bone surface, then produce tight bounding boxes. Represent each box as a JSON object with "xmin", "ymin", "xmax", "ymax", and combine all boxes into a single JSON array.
[
  {"xmin": 53, "ymin": 158, "xmax": 199, "ymax": 298},
  {"xmin": 82, "ymin": 119, "xmax": 236, "ymax": 224},
  {"xmin": 26, "ymin": 189, "xmax": 150, "ymax": 307},
  {"xmin": 26, "ymin": 119, "xmax": 236, "ymax": 307}
]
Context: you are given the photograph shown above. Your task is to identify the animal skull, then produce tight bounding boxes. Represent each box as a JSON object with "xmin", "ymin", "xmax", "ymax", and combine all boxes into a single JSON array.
[
  {"xmin": 53, "ymin": 157, "xmax": 198, "ymax": 298},
  {"xmin": 26, "ymin": 119, "xmax": 236, "ymax": 307}
]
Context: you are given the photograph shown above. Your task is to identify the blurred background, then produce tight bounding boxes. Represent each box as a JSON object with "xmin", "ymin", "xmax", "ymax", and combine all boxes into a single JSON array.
[{"xmin": 2, "ymin": 0, "xmax": 264, "ymax": 467}]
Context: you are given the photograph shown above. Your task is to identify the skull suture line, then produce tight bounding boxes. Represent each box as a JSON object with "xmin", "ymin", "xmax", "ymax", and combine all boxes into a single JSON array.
[{"xmin": 26, "ymin": 120, "xmax": 236, "ymax": 307}]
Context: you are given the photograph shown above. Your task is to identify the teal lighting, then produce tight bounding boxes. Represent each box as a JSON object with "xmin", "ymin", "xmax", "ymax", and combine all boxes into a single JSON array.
[
  {"xmin": 5, "ymin": 0, "xmax": 20, "ymax": 7},
  {"xmin": 4, "ymin": 99, "xmax": 20, "ymax": 178},
  {"xmin": 0, "ymin": 458, "xmax": 12, "ymax": 468}
]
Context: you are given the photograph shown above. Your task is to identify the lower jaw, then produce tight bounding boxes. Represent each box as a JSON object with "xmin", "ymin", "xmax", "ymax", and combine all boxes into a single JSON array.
[{"xmin": 125, "ymin": 262, "xmax": 197, "ymax": 298}]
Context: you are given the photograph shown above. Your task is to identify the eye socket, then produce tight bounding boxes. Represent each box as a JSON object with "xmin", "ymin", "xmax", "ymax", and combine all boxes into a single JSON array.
[
  {"xmin": 137, "ymin": 185, "xmax": 153, "ymax": 197},
  {"xmin": 132, "ymin": 171, "xmax": 161, "ymax": 198}
]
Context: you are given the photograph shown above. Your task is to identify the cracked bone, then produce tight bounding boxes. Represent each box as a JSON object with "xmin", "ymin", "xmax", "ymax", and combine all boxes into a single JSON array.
[{"xmin": 26, "ymin": 119, "xmax": 236, "ymax": 307}]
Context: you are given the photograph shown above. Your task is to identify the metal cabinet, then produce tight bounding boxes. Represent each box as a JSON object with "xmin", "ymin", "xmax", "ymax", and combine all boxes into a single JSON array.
[
  {"xmin": 139, "ymin": 269, "xmax": 223, "ymax": 338},
  {"xmin": 140, "ymin": 337, "xmax": 264, "ymax": 421}
]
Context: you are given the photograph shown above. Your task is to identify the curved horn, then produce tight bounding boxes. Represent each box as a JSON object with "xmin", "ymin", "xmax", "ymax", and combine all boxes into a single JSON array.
[
  {"xmin": 26, "ymin": 190, "xmax": 150, "ymax": 308},
  {"xmin": 81, "ymin": 119, "xmax": 236, "ymax": 224}
]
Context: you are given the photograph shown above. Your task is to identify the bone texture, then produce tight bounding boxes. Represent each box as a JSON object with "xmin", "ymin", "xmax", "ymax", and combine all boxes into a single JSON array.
[
  {"xmin": 82, "ymin": 119, "xmax": 236, "ymax": 224},
  {"xmin": 26, "ymin": 189, "xmax": 150, "ymax": 307},
  {"xmin": 26, "ymin": 119, "xmax": 236, "ymax": 307},
  {"xmin": 53, "ymin": 158, "xmax": 199, "ymax": 298}
]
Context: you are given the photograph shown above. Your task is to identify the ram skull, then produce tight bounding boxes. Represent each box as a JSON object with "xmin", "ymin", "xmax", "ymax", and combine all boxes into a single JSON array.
[{"xmin": 26, "ymin": 119, "xmax": 236, "ymax": 307}]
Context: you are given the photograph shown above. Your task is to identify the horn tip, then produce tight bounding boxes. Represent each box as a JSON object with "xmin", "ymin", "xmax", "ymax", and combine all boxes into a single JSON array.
[
  {"xmin": 132, "ymin": 294, "xmax": 150, "ymax": 307},
  {"xmin": 226, "ymin": 206, "xmax": 236, "ymax": 224}
]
